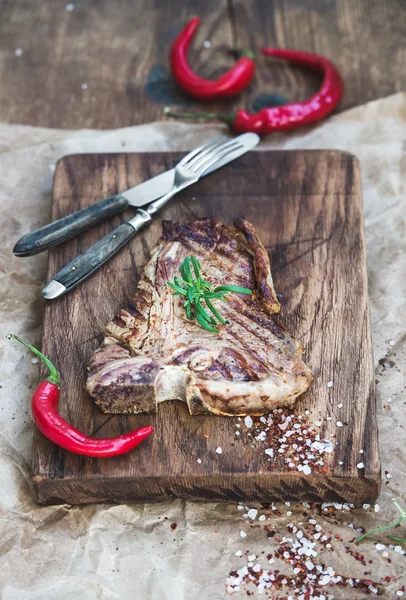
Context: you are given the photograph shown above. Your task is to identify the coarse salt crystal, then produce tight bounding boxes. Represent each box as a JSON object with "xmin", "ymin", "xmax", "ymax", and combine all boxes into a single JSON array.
[
  {"xmin": 253, "ymin": 564, "xmax": 261, "ymax": 573},
  {"xmin": 320, "ymin": 575, "xmax": 331, "ymax": 585},
  {"xmin": 337, "ymin": 403, "xmax": 343, "ymax": 408},
  {"xmin": 386, "ymin": 472, "xmax": 392, "ymax": 479},
  {"xmin": 394, "ymin": 545, "xmax": 405, "ymax": 554},
  {"xmin": 285, "ymin": 502, "xmax": 291, "ymax": 506},
  {"xmin": 363, "ymin": 503, "xmax": 370, "ymax": 510},
  {"xmin": 296, "ymin": 530, "xmax": 304, "ymax": 539},
  {"xmin": 14, "ymin": 48, "xmax": 23, "ymax": 56},
  {"xmin": 338, "ymin": 460, "xmax": 344, "ymax": 465},
  {"xmin": 260, "ymin": 417, "xmax": 267, "ymax": 423},
  {"xmin": 258, "ymin": 515, "xmax": 266, "ymax": 521},
  {"xmin": 240, "ymin": 531, "xmax": 247, "ymax": 537},
  {"xmin": 264, "ymin": 448, "xmax": 274, "ymax": 457},
  {"xmin": 388, "ymin": 397, "xmax": 392, "ymax": 403},
  {"xmin": 216, "ymin": 447, "xmax": 223, "ymax": 454},
  {"xmin": 396, "ymin": 592, "xmax": 404, "ymax": 597},
  {"xmin": 197, "ymin": 458, "xmax": 202, "ymax": 464},
  {"xmin": 293, "ymin": 567, "xmax": 301, "ymax": 574},
  {"xmin": 303, "ymin": 465, "xmax": 312, "ymax": 475},
  {"xmin": 31, "ymin": 358, "xmax": 39, "ymax": 364},
  {"xmin": 314, "ymin": 420, "xmax": 322, "ymax": 426},
  {"xmin": 375, "ymin": 543, "xmax": 385, "ymax": 550},
  {"xmin": 336, "ymin": 421, "xmax": 343, "ymax": 427},
  {"xmin": 383, "ymin": 551, "xmax": 389, "ymax": 557},
  {"xmin": 237, "ymin": 505, "xmax": 244, "ymax": 510},
  {"xmin": 359, "ymin": 449, "xmax": 364, "ymax": 454},
  {"xmin": 81, "ymin": 83, "xmax": 88, "ymax": 89},
  {"xmin": 287, "ymin": 511, "xmax": 292, "ymax": 516},
  {"xmin": 247, "ymin": 508, "xmax": 258, "ymax": 520},
  {"xmin": 309, "ymin": 519, "xmax": 317, "ymax": 524},
  {"xmin": 327, "ymin": 381, "xmax": 333, "ymax": 388},
  {"xmin": 235, "ymin": 550, "xmax": 242, "ymax": 556},
  {"xmin": 305, "ymin": 560, "xmax": 315, "ymax": 570},
  {"xmin": 203, "ymin": 40, "xmax": 211, "ymax": 48},
  {"xmin": 248, "ymin": 554, "xmax": 256, "ymax": 561},
  {"xmin": 244, "ymin": 416, "xmax": 253, "ymax": 428},
  {"xmin": 357, "ymin": 462, "xmax": 364, "ymax": 469},
  {"xmin": 374, "ymin": 504, "xmax": 380, "ymax": 512},
  {"xmin": 283, "ymin": 551, "xmax": 290, "ymax": 559},
  {"xmin": 65, "ymin": 3, "xmax": 75, "ymax": 11}
]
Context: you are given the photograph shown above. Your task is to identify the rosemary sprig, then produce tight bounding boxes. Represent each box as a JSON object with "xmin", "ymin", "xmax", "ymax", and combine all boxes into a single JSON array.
[
  {"xmin": 355, "ymin": 500, "xmax": 406, "ymax": 544},
  {"xmin": 167, "ymin": 256, "xmax": 252, "ymax": 333}
]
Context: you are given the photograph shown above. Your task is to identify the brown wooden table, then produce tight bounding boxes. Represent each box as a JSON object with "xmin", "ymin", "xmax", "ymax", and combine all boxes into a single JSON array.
[{"xmin": 0, "ymin": 0, "xmax": 404, "ymax": 129}]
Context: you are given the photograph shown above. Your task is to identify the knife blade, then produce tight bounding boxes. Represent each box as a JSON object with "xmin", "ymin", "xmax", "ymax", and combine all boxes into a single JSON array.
[
  {"xmin": 41, "ymin": 133, "xmax": 260, "ymax": 299},
  {"xmin": 13, "ymin": 133, "xmax": 259, "ymax": 257}
]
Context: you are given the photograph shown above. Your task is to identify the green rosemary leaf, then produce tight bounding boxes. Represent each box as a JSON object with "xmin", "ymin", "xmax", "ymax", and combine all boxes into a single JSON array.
[
  {"xmin": 355, "ymin": 500, "xmax": 406, "ymax": 544},
  {"xmin": 167, "ymin": 282, "xmax": 187, "ymax": 295},
  {"xmin": 184, "ymin": 301, "xmax": 192, "ymax": 320},
  {"xmin": 213, "ymin": 285, "xmax": 252, "ymax": 295},
  {"xmin": 166, "ymin": 255, "xmax": 252, "ymax": 333},
  {"xmin": 205, "ymin": 298, "xmax": 226, "ymax": 324},
  {"xmin": 195, "ymin": 298, "xmax": 214, "ymax": 324},
  {"xmin": 196, "ymin": 311, "xmax": 219, "ymax": 333},
  {"xmin": 190, "ymin": 256, "xmax": 201, "ymax": 279},
  {"xmin": 181, "ymin": 258, "xmax": 192, "ymax": 283}
]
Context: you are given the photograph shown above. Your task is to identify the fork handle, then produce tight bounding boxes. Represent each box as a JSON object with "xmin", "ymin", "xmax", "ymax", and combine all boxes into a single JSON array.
[
  {"xmin": 13, "ymin": 194, "xmax": 129, "ymax": 257},
  {"xmin": 42, "ymin": 210, "xmax": 151, "ymax": 299}
]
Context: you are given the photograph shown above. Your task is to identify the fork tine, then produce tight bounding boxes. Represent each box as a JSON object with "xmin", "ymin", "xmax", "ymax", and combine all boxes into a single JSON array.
[
  {"xmin": 182, "ymin": 137, "xmax": 231, "ymax": 169},
  {"xmin": 190, "ymin": 139, "xmax": 243, "ymax": 173},
  {"xmin": 193, "ymin": 144, "xmax": 244, "ymax": 177},
  {"xmin": 177, "ymin": 136, "xmax": 228, "ymax": 167}
]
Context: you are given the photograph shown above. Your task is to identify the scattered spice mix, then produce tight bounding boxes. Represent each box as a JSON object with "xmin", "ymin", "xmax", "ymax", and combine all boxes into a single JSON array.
[
  {"xmin": 238, "ymin": 408, "xmax": 334, "ymax": 475},
  {"xmin": 226, "ymin": 502, "xmax": 402, "ymax": 597}
]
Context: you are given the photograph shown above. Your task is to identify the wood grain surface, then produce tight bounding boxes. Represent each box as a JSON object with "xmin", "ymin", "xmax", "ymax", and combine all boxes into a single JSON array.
[
  {"xmin": 0, "ymin": 0, "xmax": 404, "ymax": 129},
  {"xmin": 32, "ymin": 150, "xmax": 380, "ymax": 505}
]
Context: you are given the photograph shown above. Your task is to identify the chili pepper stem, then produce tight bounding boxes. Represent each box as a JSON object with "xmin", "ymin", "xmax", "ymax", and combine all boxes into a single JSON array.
[
  {"xmin": 7, "ymin": 334, "xmax": 60, "ymax": 387},
  {"xmin": 163, "ymin": 107, "xmax": 236, "ymax": 125},
  {"xmin": 237, "ymin": 49, "xmax": 255, "ymax": 60}
]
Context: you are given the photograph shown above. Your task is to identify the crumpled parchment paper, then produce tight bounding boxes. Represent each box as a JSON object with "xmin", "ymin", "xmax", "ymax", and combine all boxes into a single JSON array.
[{"xmin": 0, "ymin": 93, "xmax": 405, "ymax": 599}]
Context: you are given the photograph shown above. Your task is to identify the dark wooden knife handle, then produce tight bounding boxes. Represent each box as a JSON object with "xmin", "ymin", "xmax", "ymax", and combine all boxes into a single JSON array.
[
  {"xmin": 13, "ymin": 194, "xmax": 129, "ymax": 256},
  {"xmin": 44, "ymin": 222, "xmax": 138, "ymax": 295}
]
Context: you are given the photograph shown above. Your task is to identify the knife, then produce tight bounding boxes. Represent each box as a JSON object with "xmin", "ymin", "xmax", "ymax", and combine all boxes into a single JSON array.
[
  {"xmin": 41, "ymin": 133, "xmax": 260, "ymax": 300},
  {"xmin": 13, "ymin": 135, "xmax": 256, "ymax": 257}
]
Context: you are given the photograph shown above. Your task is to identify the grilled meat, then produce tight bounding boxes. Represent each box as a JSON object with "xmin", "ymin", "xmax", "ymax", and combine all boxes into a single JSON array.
[{"xmin": 86, "ymin": 218, "xmax": 312, "ymax": 416}]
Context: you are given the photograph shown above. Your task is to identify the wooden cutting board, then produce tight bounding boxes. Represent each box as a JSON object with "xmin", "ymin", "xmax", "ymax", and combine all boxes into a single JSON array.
[{"xmin": 32, "ymin": 150, "xmax": 380, "ymax": 505}]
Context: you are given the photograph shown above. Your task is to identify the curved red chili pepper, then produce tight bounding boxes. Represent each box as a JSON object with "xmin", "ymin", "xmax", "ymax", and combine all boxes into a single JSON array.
[
  {"xmin": 233, "ymin": 49, "xmax": 344, "ymax": 135},
  {"xmin": 170, "ymin": 17, "xmax": 255, "ymax": 99},
  {"xmin": 8, "ymin": 335, "xmax": 153, "ymax": 458},
  {"xmin": 165, "ymin": 48, "xmax": 343, "ymax": 136}
]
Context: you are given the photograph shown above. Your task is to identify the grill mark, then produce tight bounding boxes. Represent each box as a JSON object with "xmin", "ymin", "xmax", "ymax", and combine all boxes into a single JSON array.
[{"xmin": 221, "ymin": 310, "xmax": 292, "ymax": 375}]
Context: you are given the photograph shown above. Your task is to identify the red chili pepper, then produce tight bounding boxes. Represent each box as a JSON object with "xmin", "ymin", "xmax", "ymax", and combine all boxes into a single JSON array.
[
  {"xmin": 170, "ymin": 17, "xmax": 255, "ymax": 99},
  {"xmin": 165, "ymin": 48, "xmax": 343, "ymax": 136},
  {"xmin": 8, "ymin": 335, "xmax": 153, "ymax": 457}
]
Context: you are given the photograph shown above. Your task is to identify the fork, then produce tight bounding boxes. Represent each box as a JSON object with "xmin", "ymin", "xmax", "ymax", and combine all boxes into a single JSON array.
[{"xmin": 42, "ymin": 136, "xmax": 248, "ymax": 299}]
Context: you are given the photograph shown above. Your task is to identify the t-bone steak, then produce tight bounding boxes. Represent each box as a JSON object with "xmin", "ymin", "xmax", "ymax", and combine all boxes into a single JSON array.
[{"xmin": 86, "ymin": 217, "xmax": 313, "ymax": 416}]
